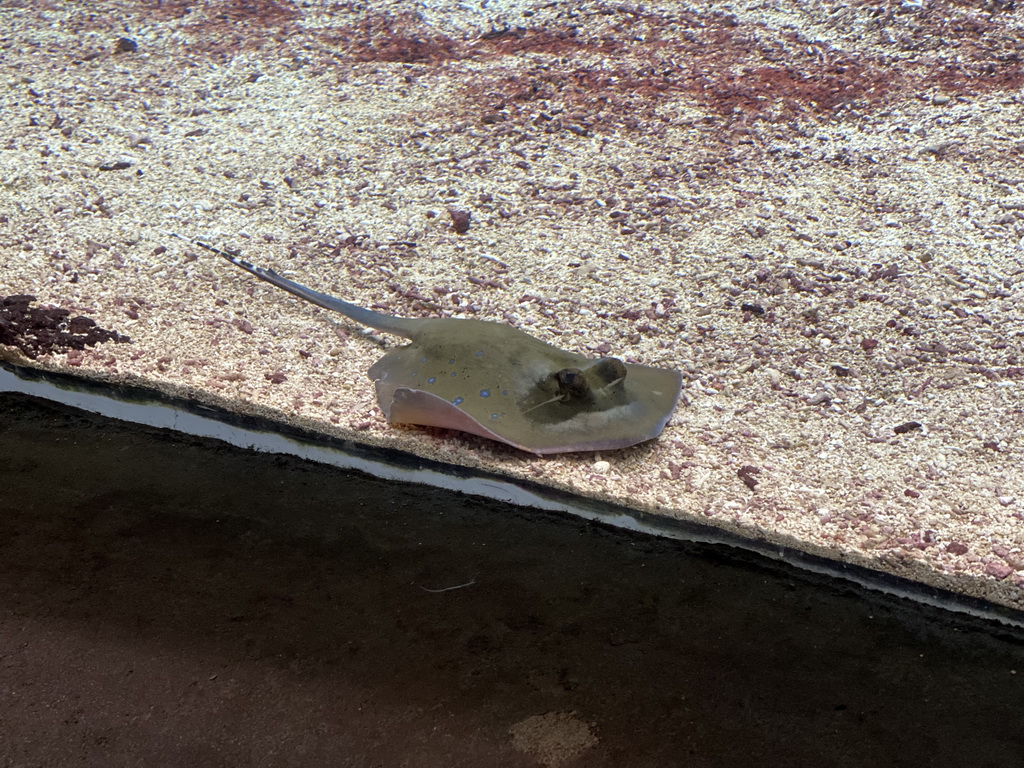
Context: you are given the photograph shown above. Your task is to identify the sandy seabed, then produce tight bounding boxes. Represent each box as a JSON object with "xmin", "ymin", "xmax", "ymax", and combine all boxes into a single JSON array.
[{"xmin": 2, "ymin": 0, "xmax": 1024, "ymax": 612}]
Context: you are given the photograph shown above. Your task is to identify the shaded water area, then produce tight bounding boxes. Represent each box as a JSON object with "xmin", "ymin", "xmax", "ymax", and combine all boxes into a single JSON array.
[{"xmin": 1, "ymin": 393, "xmax": 1021, "ymax": 767}]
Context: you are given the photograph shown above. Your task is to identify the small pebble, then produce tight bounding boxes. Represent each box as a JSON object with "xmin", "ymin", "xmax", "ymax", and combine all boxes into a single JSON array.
[
  {"xmin": 893, "ymin": 421, "xmax": 922, "ymax": 434},
  {"xmin": 593, "ymin": 460, "xmax": 610, "ymax": 474},
  {"xmin": 985, "ymin": 562, "xmax": 1013, "ymax": 580},
  {"xmin": 115, "ymin": 37, "xmax": 138, "ymax": 54},
  {"xmin": 449, "ymin": 209, "xmax": 471, "ymax": 234}
]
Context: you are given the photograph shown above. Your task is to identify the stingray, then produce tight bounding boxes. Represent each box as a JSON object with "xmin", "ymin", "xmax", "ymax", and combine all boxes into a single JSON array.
[{"xmin": 167, "ymin": 232, "xmax": 683, "ymax": 454}]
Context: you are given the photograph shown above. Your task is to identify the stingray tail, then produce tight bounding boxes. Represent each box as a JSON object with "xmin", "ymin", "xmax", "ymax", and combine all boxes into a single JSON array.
[{"xmin": 162, "ymin": 231, "xmax": 420, "ymax": 339}]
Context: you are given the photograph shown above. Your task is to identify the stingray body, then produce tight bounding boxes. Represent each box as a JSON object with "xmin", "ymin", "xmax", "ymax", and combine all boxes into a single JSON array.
[{"xmin": 170, "ymin": 233, "xmax": 683, "ymax": 454}]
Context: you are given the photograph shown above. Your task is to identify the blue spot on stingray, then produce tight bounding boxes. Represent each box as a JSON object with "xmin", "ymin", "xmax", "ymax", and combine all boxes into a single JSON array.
[
  {"xmin": 480, "ymin": 389, "xmax": 490, "ymax": 398},
  {"xmin": 450, "ymin": 372, "xmax": 457, "ymax": 377},
  {"xmin": 475, "ymin": 350, "xmax": 483, "ymax": 357},
  {"xmin": 448, "ymin": 358, "xmax": 455, "ymax": 364},
  {"xmin": 420, "ymin": 356, "xmax": 427, "ymax": 363},
  {"xmin": 501, "ymin": 389, "xmax": 509, "ymax": 396},
  {"xmin": 452, "ymin": 397, "xmax": 464, "ymax": 406},
  {"xmin": 427, "ymin": 377, "xmax": 436, "ymax": 384},
  {"xmin": 490, "ymin": 413, "xmax": 499, "ymax": 420}
]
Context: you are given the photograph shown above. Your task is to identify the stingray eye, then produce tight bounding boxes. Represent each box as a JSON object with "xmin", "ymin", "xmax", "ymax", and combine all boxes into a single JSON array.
[{"xmin": 555, "ymin": 368, "xmax": 589, "ymax": 398}]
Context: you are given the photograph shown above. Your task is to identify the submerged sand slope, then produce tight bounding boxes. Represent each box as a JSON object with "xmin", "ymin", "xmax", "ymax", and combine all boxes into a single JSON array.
[{"xmin": 1, "ymin": 0, "xmax": 1023, "ymax": 611}]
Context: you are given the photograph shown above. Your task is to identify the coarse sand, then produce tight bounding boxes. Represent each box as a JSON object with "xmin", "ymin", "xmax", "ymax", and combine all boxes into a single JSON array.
[{"xmin": 2, "ymin": 0, "xmax": 1023, "ymax": 612}]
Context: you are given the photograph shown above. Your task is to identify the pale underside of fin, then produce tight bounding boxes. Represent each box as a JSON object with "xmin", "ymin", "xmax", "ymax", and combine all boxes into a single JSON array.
[{"xmin": 383, "ymin": 383, "xmax": 680, "ymax": 454}]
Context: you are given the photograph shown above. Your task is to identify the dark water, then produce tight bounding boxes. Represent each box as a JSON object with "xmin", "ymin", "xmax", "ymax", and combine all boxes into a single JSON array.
[{"xmin": 1, "ymin": 393, "xmax": 1021, "ymax": 768}]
